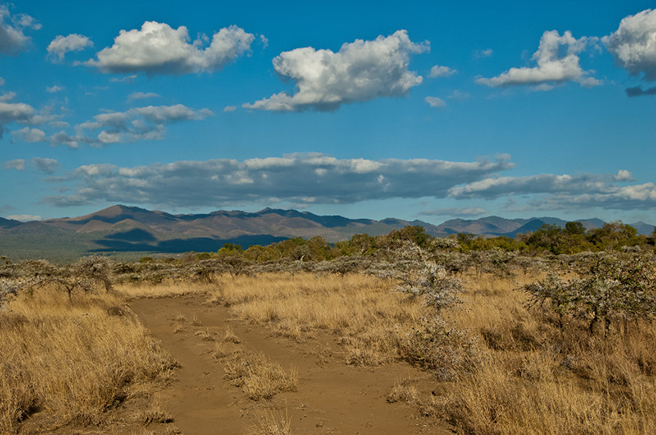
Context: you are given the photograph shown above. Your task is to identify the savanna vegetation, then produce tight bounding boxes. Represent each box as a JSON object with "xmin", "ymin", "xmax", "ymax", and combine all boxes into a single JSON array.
[{"xmin": 1, "ymin": 220, "xmax": 655, "ymax": 434}]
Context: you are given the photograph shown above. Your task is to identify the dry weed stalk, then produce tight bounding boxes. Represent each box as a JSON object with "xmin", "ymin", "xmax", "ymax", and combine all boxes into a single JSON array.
[{"xmin": 250, "ymin": 408, "xmax": 292, "ymax": 435}]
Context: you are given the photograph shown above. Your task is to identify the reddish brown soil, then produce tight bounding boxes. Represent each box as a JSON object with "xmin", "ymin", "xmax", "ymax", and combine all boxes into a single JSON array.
[{"xmin": 129, "ymin": 293, "xmax": 452, "ymax": 435}]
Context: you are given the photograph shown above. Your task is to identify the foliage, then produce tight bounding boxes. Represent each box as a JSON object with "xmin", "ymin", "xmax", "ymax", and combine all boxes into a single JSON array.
[{"xmin": 525, "ymin": 253, "xmax": 656, "ymax": 334}]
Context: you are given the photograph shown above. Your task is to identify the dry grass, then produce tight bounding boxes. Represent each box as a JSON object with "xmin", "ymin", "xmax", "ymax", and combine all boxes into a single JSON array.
[
  {"xmin": 0, "ymin": 287, "xmax": 176, "ymax": 433},
  {"xmin": 387, "ymin": 380, "xmax": 420, "ymax": 405},
  {"xmin": 224, "ymin": 351, "xmax": 298, "ymax": 401},
  {"xmin": 250, "ymin": 408, "xmax": 292, "ymax": 435},
  {"xmin": 209, "ymin": 270, "xmax": 656, "ymax": 433},
  {"xmin": 441, "ymin": 271, "xmax": 656, "ymax": 434},
  {"xmin": 209, "ymin": 272, "xmax": 432, "ymax": 366},
  {"xmin": 115, "ymin": 281, "xmax": 214, "ymax": 299},
  {"xmin": 7, "ymin": 265, "xmax": 652, "ymax": 434}
]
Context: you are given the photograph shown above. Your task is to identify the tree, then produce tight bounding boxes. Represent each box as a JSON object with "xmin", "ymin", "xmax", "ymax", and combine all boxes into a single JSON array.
[{"xmin": 565, "ymin": 221, "xmax": 585, "ymax": 235}]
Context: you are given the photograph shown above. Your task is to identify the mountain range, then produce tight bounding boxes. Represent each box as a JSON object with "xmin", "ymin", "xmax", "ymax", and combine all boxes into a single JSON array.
[{"xmin": 0, "ymin": 205, "xmax": 653, "ymax": 262}]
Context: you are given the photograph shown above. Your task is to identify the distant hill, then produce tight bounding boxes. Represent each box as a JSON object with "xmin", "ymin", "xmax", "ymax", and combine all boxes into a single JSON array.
[
  {"xmin": 0, "ymin": 217, "xmax": 21, "ymax": 230},
  {"xmin": 0, "ymin": 204, "xmax": 653, "ymax": 261}
]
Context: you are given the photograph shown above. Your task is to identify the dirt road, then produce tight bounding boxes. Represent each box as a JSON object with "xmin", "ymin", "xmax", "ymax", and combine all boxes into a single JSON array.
[{"xmin": 130, "ymin": 293, "xmax": 451, "ymax": 434}]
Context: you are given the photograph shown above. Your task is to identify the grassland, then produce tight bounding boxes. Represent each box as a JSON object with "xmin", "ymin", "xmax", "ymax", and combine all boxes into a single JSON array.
[
  {"xmin": 0, "ymin": 286, "xmax": 177, "ymax": 434},
  {"xmin": 2, "ymin": 252, "xmax": 656, "ymax": 434}
]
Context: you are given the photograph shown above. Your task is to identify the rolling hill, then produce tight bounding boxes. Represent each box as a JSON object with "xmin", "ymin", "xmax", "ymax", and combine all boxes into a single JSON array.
[{"xmin": 0, "ymin": 205, "xmax": 653, "ymax": 262}]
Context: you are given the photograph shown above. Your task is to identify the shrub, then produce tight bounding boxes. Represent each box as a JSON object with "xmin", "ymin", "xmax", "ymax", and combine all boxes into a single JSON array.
[{"xmin": 525, "ymin": 253, "xmax": 656, "ymax": 334}]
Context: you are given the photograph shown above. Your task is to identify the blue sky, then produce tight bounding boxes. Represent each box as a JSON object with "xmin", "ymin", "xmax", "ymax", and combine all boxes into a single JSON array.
[{"xmin": 1, "ymin": 0, "xmax": 655, "ymax": 224}]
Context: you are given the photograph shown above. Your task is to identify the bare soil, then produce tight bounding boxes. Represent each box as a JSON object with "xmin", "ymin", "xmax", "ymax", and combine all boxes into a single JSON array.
[{"xmin": 129, "ymin": 292, "xmax": 452, "ymax": 435}]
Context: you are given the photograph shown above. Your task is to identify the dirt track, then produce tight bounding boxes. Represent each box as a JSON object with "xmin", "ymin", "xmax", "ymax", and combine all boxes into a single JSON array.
[{"xmin": 130, "ymin": 293, "xmax": 451, "ymax": 434}]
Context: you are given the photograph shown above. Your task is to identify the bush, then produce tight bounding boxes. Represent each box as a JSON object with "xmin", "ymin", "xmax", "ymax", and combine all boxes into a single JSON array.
[{"xmin": 525, "ymin": 253, "xmax": 656, "ymax": 334}]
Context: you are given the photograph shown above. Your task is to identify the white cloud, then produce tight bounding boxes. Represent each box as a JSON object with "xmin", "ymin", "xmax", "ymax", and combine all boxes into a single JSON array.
[
  {"xmin": 110, "ymin": 74, "xmax": 137, "ymax": 84},
  {"xmin": 47, "ymin": 34, "xmax": 93, "ymax": 62},
  {"xmin": 0, "ymin": 77, "xmax": 4, "ymax": 86},
  {"xmin": 243, "ymin": 30, "xmax": 429, "ymax": 112},
  {"xmin": 614, "ymin": 169, "xmax": 634, "ymax": 181},
  {"xmin": 603, "ymin": 9, "xmax": 656, "ymax": 81},
  {"xmin": 32, "ymin": 157, "xmax": 59, "ymax": 174},
  {"xmin": 0, "ymin": 91, "xmax": 15, "ymax": 102},
  {"xmin": 127, "ymin": 92, "xmax": 160, "ymax": 102},
  {"xmin": 46, "ymin": 85, "xmax": 64, "ymax": 93},
  {"xmin": 86, "ymin": 22, "xmax": 254, "ymax": 76},
  {"xmin": 0, "ymin": 97, "xmax": 36, "ymax": 137},
  {"xmin": 0, "ymin": 4, "xmax": 40, "ymax": 56},
  {"xmin": 67, "ymin": 104, "xmax": 213, "ymax": 146},
  {"xmin": 0, "ymin": 101, "xmax": 37, "ymax": 124},
  {"xmin": 6, "ymin": 214, "xmax": 41, "ymax": 221},
  {"xmin": 449, "ymin": 173, "xmax": 610, "ymax": 198},
  {"xmin": 12, "ymin": 126, "xmax": 46, "ymax": 142},
  {"xmin": 260, "ymin": 34, "xmax": 268, "ymax": 49},
  {"xmin": 50, "ymin": 131, "xmax": 79, "ymax": 149},
  {"xmin": 425, "ymin": 96, "xmax": 446, "ymax": 109},
  {"xmin": 43, "ymin": 153, "xmax": 513, "ymax": 207},
  {"xmin": 476, "ymin": 31, "xmax": 601, "ymax": 88},
  {"xmin": 449, "ymin": 171, "xmax": 656, "ymax": 211},
  {"xmin": 4, "ymin": 159, "xmax": 25, "ymax": 170},
  {"xmin": 474, "ymin": 48, "xmax": 493, "ymax": 58},
  {"xmin": 428, "ymin": 65, "xmax": 457, "ymax": 78},
  {"xmin": 223, "ymin": 105, "xmax": 237, "ymax": 112}
]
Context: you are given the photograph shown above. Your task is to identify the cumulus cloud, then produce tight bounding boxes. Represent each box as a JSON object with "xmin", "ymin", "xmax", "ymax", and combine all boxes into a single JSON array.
[
  {"xmin": 12, "ymin": 126, "xmax": 46, "ymax": 142},
  {"xmin": 428, "ymin": 65, "xmax": 457, "ymax": 78},
  {"xmin": 0, "ymin": 4, "xmax": 40, "ymax": 56},
  {"xmin": 614, "ymin": 169, "xmax": 635, "ymax": 181},
  {"xmin": 58, "ymin": 104, "xmax": 213, "ymax": 147},
  {"xmin": 32, "ymin": 157, "xmax": 59, "ymax": 174},
  {"xmin": 425, "ymin": 96, "xmax": 446, "ymax": 109},
  {"xmin": 127, "ymin": 92, "xmax": 160, "ymax": 102},
  {"xmin": 0, "ymin": 91, "xmax": 14, "ymax": 102},
  {"xmin": 604, "ymin": 9, "xmax": 656, "ymax": 82},
  {"xmin": 0, "ymin": 94, "xmax": 36, "ymax": 138},
  {"xmin": 243, "ymin": 30, "xmax": 429, "ymax": 112},
  {"xmin": 4, "ymin": 159, "xmax": 25, "ymax": 170},
  {"xmin": 476, "ymin": 30, "xmax": 601, "ymax": 89},
  {"xmin": 449, "ymin": 170, "xmax": 656, "ymax": 211},
  {"xmin": 0, "ymin": 101, "xmax": 34, "ymax": 124},
  {"xmin": 43, "ymin": 153, "xmax": 513, "ymax": 207},
  {"xmin": 47, "ymin": 34, "xmax": 93, "ymax": 62},
  {"xmin": 223, "ymin": 105, "xmax": 236, "ymax": 112},
  {"xmin": 85, "ymin": 22, "xmax": 254, "ymax": 76},
  {"xmin": 50, "ymin": 131, "xmax": 80, "ymax": 148}
]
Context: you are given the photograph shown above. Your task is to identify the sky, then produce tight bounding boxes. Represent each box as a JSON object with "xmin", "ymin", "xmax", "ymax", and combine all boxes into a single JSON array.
[{"xmin": 1, "ymin": 0, "xmax": 655, "ymax": 224}]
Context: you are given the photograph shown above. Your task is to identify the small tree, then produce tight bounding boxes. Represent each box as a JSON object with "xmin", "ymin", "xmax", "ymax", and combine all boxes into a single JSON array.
[{"xmin": 525, "ymin": 253, "xmax": 656, "ymax": 334}]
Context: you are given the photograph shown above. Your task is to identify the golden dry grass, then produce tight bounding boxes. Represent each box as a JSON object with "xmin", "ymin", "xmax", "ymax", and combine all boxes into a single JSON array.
[
  {"xmin": 249, "ymin": 408, "xmax": 292, "ymax": 435},
  {"xmin": 114, "ymin": 281, "xmax": 214, "ymax": 299},
  {"xmin": 209, "ymin": 272, "xmax": 431, "ymax": 365},
  {"xmin": 442, "ymin": 271, "xmax": 656, "ymax": 434},
  {"xmin": 208, "ymin": 270, "xmax": 656, "ymax": 433},
  {"xmin": 0, "ymin": 287, "xmax": 175, "ymax": 434},
  {"xmin": 6, "ymin": 266, "xmax": 654, "ymax": 434},
  {"xmin": 224, "ymin": 351, "xmax": 298, "ymax": 401}
]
